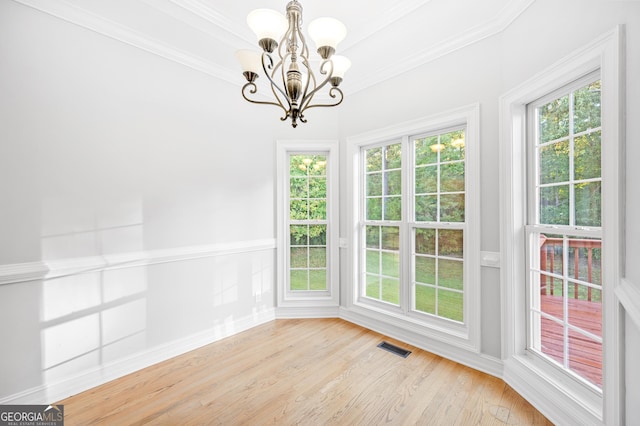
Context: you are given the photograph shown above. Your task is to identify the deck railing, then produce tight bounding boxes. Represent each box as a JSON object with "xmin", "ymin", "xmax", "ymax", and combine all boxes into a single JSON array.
[{"xmin": 539, "ymin": 236, "xmax": 602, "ymax": 301}]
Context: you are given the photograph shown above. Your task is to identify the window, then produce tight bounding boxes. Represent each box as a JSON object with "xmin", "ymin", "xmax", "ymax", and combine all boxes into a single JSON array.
[
  {"xmin": 348, "ymin": 105, "xmax": 480, "ymax": 347},
  {"xmin": 289, "ymin": 154, "xmax": 328, "ymax": 291},
  {"xmin": 526, "ymin": 74, "xmax": 603, "ymax": 388},
  {"xmin": 277, "ymin": 141, "xmax": 339, "ymax": 311},
  {"xmin": 499, "ymin": 28, "xmax": 623, "ymax": 424}
]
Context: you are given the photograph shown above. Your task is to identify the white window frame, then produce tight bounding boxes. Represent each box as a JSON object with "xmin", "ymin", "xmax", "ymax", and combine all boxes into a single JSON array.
[
  {"xmin": 499, "ymin": 27, "xmax": 624, "ymax": 424},
  {"xmin": 276, "ymin": 140, "xmax": 340, "ymax": 315},
  {"xmin": 345, "ymin": 104, "xmax": 481, "ymax": 351}
]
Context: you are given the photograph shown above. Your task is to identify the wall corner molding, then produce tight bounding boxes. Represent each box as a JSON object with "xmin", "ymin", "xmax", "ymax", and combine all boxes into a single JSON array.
[{"xmin": 616, "ymin": 278, "xmax": 640, "ymax": 328}]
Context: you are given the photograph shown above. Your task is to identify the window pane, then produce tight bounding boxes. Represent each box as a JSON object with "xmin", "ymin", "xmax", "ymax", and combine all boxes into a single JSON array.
[
  {"xmin": 539, "ymin": 235, "xmax": 564, "ymax": 295},
  {"xmin": 382, "ymin": 277, "xmax": 400, "ymax": 304},
  {"xmin": 366, "ymin": 147, "xmax": 382, "ymax": 172},
  {"xmin": 438, "ymin": 289, "xmax": 463, "ymax": 321},
  {"xmin": 366, "ymin": 226, "xmax": 380, "ymax": 249},
  {"xmin": 415, "ymin": 256, "xmax": 435, "ymax": 284},
  {"xmin": 438, "ymin": 229, "xmax": 463, "ymax": 258},
  {"xmin": 567, "ymin": 239, "xmax": 602, "ymax": 285},
  {"xmin": 440, "ymin": 194, "xmax": 465, "ymax": 222},
  {"xmin": 415, "ymin": 165, "xmax": 437, "ymax": 194},
  {"xmin": 440, "ymin": 162, "xmax": 465, "ymax": 192},
  {"xmin": 534, "ymin": 312, "xmax": 565, "ymax": 365},
  {"xmin": 309, "ymin": 270, "xmax": 327, "ymax": 290},
  {"xmin": 382, "ymin": 252, "xmax": 400, "ymax": 278},
  {"xmin": 367, "ymin": 173, "xmax": 382, "ymax": 196},
  {"xmin": 384, "ymin": 170, "xmax": 402, "ymax": 195},
  {"xmin": 540, "ymin": 185, "xmax": 569, "ymax": 225},
  {"xmin": 290, "ymin": 199, "xmax": 308, "ymax": 220},
  {"xmin": 290, "ymin": 247, "xmax": 307, "ymax": 268},
  {"xmin": 308, "ymin": 159, "xmax": 326, "ymax": 176},
  {"xmin": 308, "ymin": 177, "xmax": 326, "ymax": 198},
  {"xmin": 385, "ymin": 143, "xmax": 402, "ymax": 169},
  {"xmin": 568, "ymin": 329, "xmax": 602, "ymax": 387},
  {"xmin": 290, "ymin": 225, "xmax": 307, "ymax": 245},
  {"xmin": 384, "ymin": 196, "xmax": 402, "ymax": 221},
  {"xmin": 438, "ymin": 259, "xmax": 463, "ymax": 290},
  {"xmin": 309, "ymin": 225, "xmax": 326, "ymax": 245},
  {"xmin": 381, "ymin": 226, "xmax": 400, "ymax": 250},
  {"xmin": 567, "ymin": 285, "xmax": 601, "ymax": 327},
  {"xmin": 415, "ymin": 228, "xmax": 436, "ymax": 255},
  {"xmin": 415, "ymin": 195, "xmax": 437, "ymax": 222},
  {"xmin": 574, "ymin": 132, "xmax": 601, "ymax": 181},
  {"xmin": 290, "ymin": 177, "xmax": 307, "ymax": 198},
  {"xmin": 366, "ymin": 250, "xmax": 380, "ymax": 274},
  {"xmin": 539, "ymin": 140, "xmax": 570, "ymax": 184},
  {"xmin": 539, "ymin": 95, "xmax": 569, "ymax": 143},
  {"xmin": 309, "ymin": 199, "xmax": 326, "ymax": 220},
  {"xmin": 575, "ymin": 182, "xmax": 601, "ymax": 227},
  {"xmin": 440, "ymin": 131, "xmax": 465, "ymax": 162},
  {"xmin": 290, "ymin": 270, "xmax": 308, "ymax": 290},
  {"xmin": 366, "ymin": 275, "xmax": 380, "ymax": 299},
  {"xmin": 415, "ymin": 284, "xmax": 435, "ymax": 315},
  {"xmin": 415, "ymin": 136, "xmax": 439, "ymax": 165},
  {"xmin": 367, "ymin": 198, "xmax": 382, "ymax": 220},
  {"xmin": 309, "ymin": 248, "xmax": 326, "ymax": 268},
  {"xmin": 573, "ymin": 81, "xmax": 601, "ymax": 133}
]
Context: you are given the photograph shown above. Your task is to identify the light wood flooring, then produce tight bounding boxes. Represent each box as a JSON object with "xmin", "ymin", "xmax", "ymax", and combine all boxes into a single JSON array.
[{"xmin": 58, "ymin": 318, "xmax": 552, "ymax": 425}]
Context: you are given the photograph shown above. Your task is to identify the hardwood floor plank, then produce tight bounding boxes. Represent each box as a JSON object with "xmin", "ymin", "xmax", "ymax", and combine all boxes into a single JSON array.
[{"xmin": 58, "ymin": 319, "xmax": 551, "ymax": 425}]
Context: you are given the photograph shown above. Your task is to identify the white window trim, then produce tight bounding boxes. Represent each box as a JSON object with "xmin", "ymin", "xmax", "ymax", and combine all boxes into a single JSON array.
[
  {"xmin": 344, "ymin": 104, "xmax": 481, "ymax": 353},
  {"xmin": 276, "ymin": 140, "xmax": 340, "ymax": 315},
  {"xmin": 499, "ymin": 27, "xmax": 624, "ymax": 425}
]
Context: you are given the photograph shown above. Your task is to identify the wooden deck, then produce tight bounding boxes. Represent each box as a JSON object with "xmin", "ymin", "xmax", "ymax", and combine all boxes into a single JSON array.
[{"xmin": 539, "ymin": 295, "xmax": 602, "ymax": 387}]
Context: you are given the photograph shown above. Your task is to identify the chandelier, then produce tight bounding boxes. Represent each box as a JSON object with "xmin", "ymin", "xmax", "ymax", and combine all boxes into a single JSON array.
[{"xmin": 235, "ymin": 0, "xmax": 350, "ymax": 128}]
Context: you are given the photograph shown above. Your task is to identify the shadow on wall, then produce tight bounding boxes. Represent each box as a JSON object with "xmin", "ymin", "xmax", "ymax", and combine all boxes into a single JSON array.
[{"xmin": 38, "ymin": 197, "xmax": 148, "ymax": 385}]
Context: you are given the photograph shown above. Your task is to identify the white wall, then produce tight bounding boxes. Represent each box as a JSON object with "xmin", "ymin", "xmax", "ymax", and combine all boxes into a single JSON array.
[{"xmin": 0, "ymin": 0, "xmax": 338, "ymax": 402}]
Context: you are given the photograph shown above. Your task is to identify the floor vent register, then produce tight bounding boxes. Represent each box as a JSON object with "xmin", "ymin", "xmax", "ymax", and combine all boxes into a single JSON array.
[{"xmin": 377, "ymin": 341, "xmax": 411, "ymax": 358}]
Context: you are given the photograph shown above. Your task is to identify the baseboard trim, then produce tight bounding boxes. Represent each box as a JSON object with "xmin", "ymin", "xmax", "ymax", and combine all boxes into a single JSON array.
[
  {"xmin": 0, "ymin": 308, "xmax": 276, "ymax": 405},
  {"xmin": 275, "ymin": 306, "xmax": 340, "ymax": 319}
]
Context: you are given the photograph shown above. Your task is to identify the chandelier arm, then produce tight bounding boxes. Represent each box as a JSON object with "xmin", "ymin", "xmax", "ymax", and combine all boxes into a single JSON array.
[
  {"xmin": 261, "ymin": 52, "xmax": 290, "ymax": 111},
  {"xmin": 240, "ymin": 82, "xmax": 289, "ymax": 111},
  {"xmin": 300, "ymin": 87, "xmax": 344, "ymax": 112},
  {"xmin": 299, "ymin": 59, "xmax": 334, "ymax": 112}
]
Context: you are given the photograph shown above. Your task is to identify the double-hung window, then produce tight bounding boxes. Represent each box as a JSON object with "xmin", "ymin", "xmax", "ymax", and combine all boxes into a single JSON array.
[
  {"xmin": 526, "ymin": 73, "xmax": 603, "ymax": 388},
  {"xmin": 499, "ymin": 28, "xmax": 623, "ymax": 424},
  {"xmin": 349, "ymin": 105, "xmax": 480, "ymax": 347},
  {"xmin": 277, "ymin": 140, "xmax": 339, "ymax": 311}
]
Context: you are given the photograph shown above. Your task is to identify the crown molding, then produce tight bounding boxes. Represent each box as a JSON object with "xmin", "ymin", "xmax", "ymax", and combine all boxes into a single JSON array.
[{"xmin": 347, "ymin": 0, "xmax": 536, "ymax": 94}]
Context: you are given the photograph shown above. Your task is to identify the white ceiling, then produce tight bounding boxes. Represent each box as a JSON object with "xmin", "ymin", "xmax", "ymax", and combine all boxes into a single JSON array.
[{"xmin": 15, "ymin": 0, "xmax": 535, "ymax": 94}]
